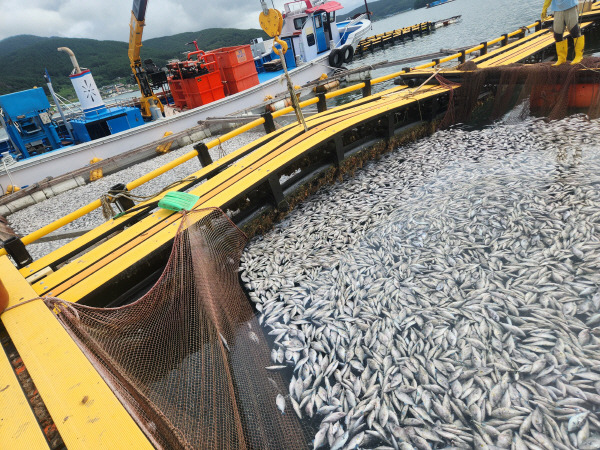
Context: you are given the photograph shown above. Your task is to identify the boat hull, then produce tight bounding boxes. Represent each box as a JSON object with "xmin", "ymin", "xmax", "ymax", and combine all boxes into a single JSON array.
[{"xmin": 0, "ymin": 22, "xmax": 371, "ymax": 191}]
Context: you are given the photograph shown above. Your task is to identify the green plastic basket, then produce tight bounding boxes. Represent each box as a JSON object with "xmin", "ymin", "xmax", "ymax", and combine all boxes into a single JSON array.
[{"xmin": 158, "ymin": 192, "xmax": 200, "ymax": 212}]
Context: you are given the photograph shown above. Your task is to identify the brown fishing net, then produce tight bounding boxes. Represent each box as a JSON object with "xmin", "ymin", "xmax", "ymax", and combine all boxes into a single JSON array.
[
  {"xmin": 439, "ymin": 56, "xmax": 600, "ymax": 127},
  {"xmin": 44, "ymin": 208, "xmax": 311, "ymax": 449}
]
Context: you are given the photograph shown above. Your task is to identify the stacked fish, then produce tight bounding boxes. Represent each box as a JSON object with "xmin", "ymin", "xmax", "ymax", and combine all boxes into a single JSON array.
[{"xmin": 241, "ymin": 115, "xmax": 600, "ymax": 450}]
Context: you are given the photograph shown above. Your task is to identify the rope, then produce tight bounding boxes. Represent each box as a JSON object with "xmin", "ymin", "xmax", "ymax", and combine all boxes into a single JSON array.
[
  {"xmin": 100, "ymin": 195, "xmax": 116, "ymax": 220},
  {"xmin": 1, "ymin": 296, "xmax": 44, "ymax": 314},
  {"xmin": 435, "ymin": 72, "xmax": 462, "ymax": 129},
  {"xmin": 100, "ymin": 175, "xmax": 198, "ymax": 221},
  {"xmin": 1, "ymin": 296, "xmax": 81, "ymax": 321},
  {"xmin": 44, "ymin": 297, "xmax": 81, "ymax": 322},
  {"xmin": 216, "ymin": 137, "xmax": 227, "ymax": 159}
]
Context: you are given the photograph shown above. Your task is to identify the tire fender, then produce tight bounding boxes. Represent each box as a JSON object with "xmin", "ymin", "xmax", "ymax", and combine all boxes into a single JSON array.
[
  {"xmin": 341, "ymin": 45, "xmax": 354, "ymax": 64},
  {"xmin": 328, "ymin": 48, "xmax": 343, "ymax": 68}
]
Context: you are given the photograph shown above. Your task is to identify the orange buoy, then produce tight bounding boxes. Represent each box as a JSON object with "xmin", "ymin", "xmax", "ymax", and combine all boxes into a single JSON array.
[
  {"xmin": 265, "ymin": 98, "xmax": 293, "ymax": 113},
  {"xmin": 530, "ymin": 83, "xmax": 599, "ymax": 110},
  {"xmin": 314, "ymin": 80, "xmax": 341, "ymax": 93},
  {"xmin": 569, "ymin": 83, "xmax": 599, "ymax": 108}
]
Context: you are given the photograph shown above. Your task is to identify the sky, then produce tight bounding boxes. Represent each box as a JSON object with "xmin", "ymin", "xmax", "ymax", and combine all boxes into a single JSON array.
[{"xmin": 0, "ymin": 0, "xmax": 367, "ymax": 42}]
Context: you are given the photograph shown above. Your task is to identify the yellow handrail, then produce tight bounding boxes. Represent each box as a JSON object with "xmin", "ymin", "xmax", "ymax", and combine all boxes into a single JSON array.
[
  {"xmin": 205, "ymin": 118, "xmax": 266, "ymax": 153},
  {"xmin": 2, "ymin": 19, "xmax": 549, "ymax": 258},
  {"xmin": 439, "ymin": 53, "xmax": 463, "ymax": 65},
  {"xmin": 415, "ymin": 61, "xmax": 438, "ymax": 70},
  {"xmin": 20, "ymin": 200, "xmax": 103, "ymax": 248},
  {"xmin": 487, "ymin": 36, "xmax": 505, "ymax": 46},
  {"xmin": 127, "ymin": 150, "xmax": 200, "ymax": 191},
  {"xmin": 272, "ymin": 105, "xmax": 295, "ymax": 119},
  {"xmin": 465, "ymin": 44, "xmax": 485, "ymax": 55},
  {"xmin": 326, "ymin": 83, "xmax": 366, "ymax": 98}
]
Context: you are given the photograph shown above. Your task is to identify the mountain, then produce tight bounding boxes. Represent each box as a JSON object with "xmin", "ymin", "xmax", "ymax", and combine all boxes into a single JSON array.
[
  {"xmin": 0, "ymin": 28, "xmax": 267, "ymax": 97},
  {"xmin": 340, "ymin": 0, "xmax": 415, "ymax": 21}
]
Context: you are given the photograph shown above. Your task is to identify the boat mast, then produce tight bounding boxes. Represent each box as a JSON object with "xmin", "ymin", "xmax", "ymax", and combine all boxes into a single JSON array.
[{"xmin": 364, "ymin": 0, "xmax": 370, "ymax": 16}]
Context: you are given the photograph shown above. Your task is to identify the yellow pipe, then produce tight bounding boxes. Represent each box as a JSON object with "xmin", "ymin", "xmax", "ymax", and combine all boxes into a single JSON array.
[
  {"xmin": 439, "ymin": 53, "xmax": 462, "ymax": 64},
  {"xmin": 300, "ymin": 97, "xmax": 320, "ymax": 108},
  {"xmin": 127, "ymin": 150, "xmax": 199, "ymax": 191},
  {"xmin": 526, "ymin": 21, "xmax": 539, "ymax": 29},
  {"xmin": 487, "ymin": 36, "xmax": 504, "ymax": 46},
  {"xmin": 465, "ymin": 44, "xmax": 484, "ymax": 55},
  {"xmin": 269, "ymin": 98, "xmax": 318, "ymax": 120},
  {"xmin": 204, "ymin": 118, "xmax": 266, "ymax": 150},
  {"xmin": 272, "ymin": 106, "xmax": 295, "ymax": 119},
  {"xmin": 415, "ymin": 61, "xmax": 437, "ymax": 70},
  {"xmin": 372, "ymin": 70, "xmax": 405, "ymax": 85},
  {"xmin": 2, "ymin": 199, "xmax": 104, "ymax": 257},
  {"xmin": 325, "ymin": 83, "xmax": 365, "ymax": 99}
]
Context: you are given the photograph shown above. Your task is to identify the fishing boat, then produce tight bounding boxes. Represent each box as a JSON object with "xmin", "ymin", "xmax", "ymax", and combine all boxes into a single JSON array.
[{"xmin": 0, "ymin": 0, "xmax": 371, "ymax": 191}]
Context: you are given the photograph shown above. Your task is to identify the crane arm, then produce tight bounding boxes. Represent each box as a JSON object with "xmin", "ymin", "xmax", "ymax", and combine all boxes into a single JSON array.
[
  {"xmin": 129, "ymin": 0, "xmax": 148, "ymax": 63},
  {"xmin": 128, "ymin": 12, "xmax": 144, "ymax": 65},
  {"xmin": 128, "ymin": 0, "xmax": 163, "ymax": 119}
]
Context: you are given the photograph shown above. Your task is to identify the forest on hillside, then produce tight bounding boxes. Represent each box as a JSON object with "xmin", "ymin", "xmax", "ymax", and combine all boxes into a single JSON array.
[
  {"xmin": 0, "ymin": 0, "xmax": 438, "ymax": 98},
  {"xmin": 0, "ymin": 28, "xmax": 267, "ymax": 97}
]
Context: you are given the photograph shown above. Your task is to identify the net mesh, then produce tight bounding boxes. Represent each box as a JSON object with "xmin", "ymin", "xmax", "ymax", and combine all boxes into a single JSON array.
[
  {"xmin": 440, "ymin": 57, "xmax": 600, "ymax": 127},
  {"xmin": 44, "ymin": 208, "xmax": 310, "ymax": 449}
]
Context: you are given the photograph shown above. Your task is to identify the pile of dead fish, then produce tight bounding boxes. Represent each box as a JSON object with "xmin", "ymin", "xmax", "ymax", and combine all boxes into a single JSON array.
[{"xmin": 240, "ymin": 114, "xmax": 600, "ymax": 450}]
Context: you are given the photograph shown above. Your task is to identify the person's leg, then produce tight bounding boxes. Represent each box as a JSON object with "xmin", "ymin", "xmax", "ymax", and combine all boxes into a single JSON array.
[
  {"xmin": 553, "ymin": 10, "xmax": 568, "ymax": 66},
  {"xmin": 565, "ymin": 6, "xmax": 585, "ymax": 64}
]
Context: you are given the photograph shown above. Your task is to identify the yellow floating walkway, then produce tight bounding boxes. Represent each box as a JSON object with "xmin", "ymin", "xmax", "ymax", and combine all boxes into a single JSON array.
[
  {"xmin": 0, "ymin": 342, "xmax": 49, "ymax": 449},
  {"xmin": 0, "ymin": 258, "xmax": 153, "ymax": 449},
  {"xmin": 357, "ymin": 21, "xmax": 433, "ymax": 54}
]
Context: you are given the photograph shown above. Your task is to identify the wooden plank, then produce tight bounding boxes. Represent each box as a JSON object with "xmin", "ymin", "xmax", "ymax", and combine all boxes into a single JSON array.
[
  {"xmin": 0, "ymin": 344, "xmax": 49, "ymax": 449},
  {"xmin": 0, "ymin": 257, "xmax": 153, "ymax": 449},
  {"xmin": 470, "ymin": 28, "xmax": 550, "ymax": 65},
  {"xmin": 478, "ymin": 34, "xmax": 553, "ymax": 67}
]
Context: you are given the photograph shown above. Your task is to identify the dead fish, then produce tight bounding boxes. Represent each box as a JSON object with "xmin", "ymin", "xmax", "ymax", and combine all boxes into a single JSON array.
[{"xmin": 276, "ymin": 394, "xmax": 286, "ymax": 414}]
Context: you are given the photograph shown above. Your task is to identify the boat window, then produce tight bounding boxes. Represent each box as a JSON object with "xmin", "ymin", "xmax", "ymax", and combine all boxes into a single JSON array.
[
  {"xmin": 307, "ymin": 33, "xmax": 315, "ymax": 46},
  {"xmin": 314, "ymin": 15, "xmax": 322, "ymax": 28},
  {"xmin": 294, "ymin": 17, "xmax": 307, "ymax": 30}
]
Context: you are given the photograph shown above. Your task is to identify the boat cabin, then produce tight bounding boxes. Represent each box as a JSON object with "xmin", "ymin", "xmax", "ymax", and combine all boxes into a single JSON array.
[{"xmin": 281, "ymin": 0, "xmax": 343, "ymax": 63}]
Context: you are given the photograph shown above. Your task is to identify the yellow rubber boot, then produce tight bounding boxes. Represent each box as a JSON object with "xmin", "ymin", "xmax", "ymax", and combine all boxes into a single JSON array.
[
  {"xmin": 553, "ymin": 40, "xmax": 568, "ymax": 66},
  {"xmin": 571, "ymin": 35, "xmax": 585, "ymax": 65}
]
